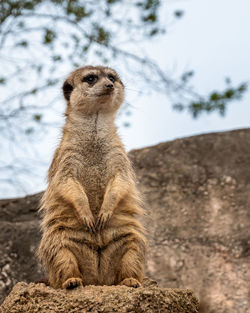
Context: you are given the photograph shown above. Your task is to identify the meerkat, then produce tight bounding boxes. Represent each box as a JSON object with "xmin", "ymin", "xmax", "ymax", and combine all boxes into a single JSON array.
[{"xmin": 38, "ymin": 65, "xmax": 146, "ymax": 290}]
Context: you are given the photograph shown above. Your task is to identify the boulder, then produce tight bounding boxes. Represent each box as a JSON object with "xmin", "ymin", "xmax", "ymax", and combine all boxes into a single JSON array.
[
  {"xmin": 0, "ymin": 128, "xmax": 250, "ymax": 312},
  {"xmin": 0, "ymin": 192, "xmax": 44, "ymax": 301},
  {"xmin": 129, "ymin": 129, "xmax": 250, "ymax": 313}
]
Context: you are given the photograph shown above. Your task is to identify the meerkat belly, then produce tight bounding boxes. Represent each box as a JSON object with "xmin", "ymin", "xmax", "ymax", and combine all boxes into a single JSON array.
[
  {"xmin": 77, "ymin": 139, "xmax": 112, "ymax": 216},
  {"xmin": 83, "ymin": 167, "xmax": 108, "ymax": 216}
]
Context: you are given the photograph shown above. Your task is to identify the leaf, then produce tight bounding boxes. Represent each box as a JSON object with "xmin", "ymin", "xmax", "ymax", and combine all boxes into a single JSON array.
[
  {"xmin": 23, "ymin": 1, "xmax": 36, "ymax": 10},
  {"xmin": 46, "ymin": 79, "xmax": 59, "ymax": 86},
  {"xmin": 17, "ymin": 21, "xmax": 25, "ymax": 28},
  {"xmin": 16, "ymin": 40, "xmax": 28, "ymax": 47},
  {"xmin": 181, "ymin": 71, "xmax": 194, "ymax": 82},
  {"xmin": 66, "ymin": 3, "xmax": 91, "ymax": 21},
  {"xmin": 225, "ymin": 89, "xmax": 234, "ymax": 99},
  {"xmin": 25, "ymin": 127, "xmax": 34, "ymax": 134},
  {"xmin": 43, "ymin": 28, "xmax": 56, "ymax": 45},
  {"xmin": 149, "ymin": 28, "xmax": 159, "ymax": 36},
  {"xmin": 52, "ymin": 55, "xmax": 62, "ymax": 62},
  {"xmin": 238, "ymin": 83, "xmax": 248, "ymax": 93},
  {"xmin": 144, "ymin": 0, "xmax": 160, "ymax": 11},
  {"xmin": 123, "ymin": 122, "xmax": 130, "ymax": 127},
  {"xmin": 173, "ymin": 103, "xmax": 184, "ymax": 111},
  {"xmin": 94, "ymin": 26, "xmax": 110, "ymax": 46},
  {"xmin": 188, "ymin": 81, "xmax": 248, "ymax": 118},
  {"xmin": 0, "ymin": 78, "xmax": 6, "ymax": 84},
  {"xmin": 143, "ymin": 13, "xmax": 157, "ymax": 23},
  {"xmin": 107, "ymin": 0, "xmax": 120, "ymax": 3},
  {"xmin": 83, "ymin": 45, "xmax": 89, "ymax": 52},
  {"xmin": 174, "ymin": 10, "xmax": 184, "ymax": 18},
  {"xmin": 33, "ymin": 114, "xmax": 42, "ymax": 122},
  {"xmin": 210, "ymin": 92, "xmax": 220, "ymax": 101}
]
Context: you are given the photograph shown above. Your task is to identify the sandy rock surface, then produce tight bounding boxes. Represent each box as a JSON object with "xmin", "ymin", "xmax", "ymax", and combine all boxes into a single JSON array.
[{"xmin": 0, "ymin": 279, "xmax": 198, "ymax": 313}]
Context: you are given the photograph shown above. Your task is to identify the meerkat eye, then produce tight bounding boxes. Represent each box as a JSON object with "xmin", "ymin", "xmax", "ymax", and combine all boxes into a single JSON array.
[
  {"xmin": 82, "ymin": 74, "xmax": 98, "ymax": 84},
  {"xmin": 108, "ymin": 74, "xmax": 116, "ymax": 83}
]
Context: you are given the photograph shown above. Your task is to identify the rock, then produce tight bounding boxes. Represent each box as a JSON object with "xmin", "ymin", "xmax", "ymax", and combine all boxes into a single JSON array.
[
  {"xmin": 0, "ymin": 128, "xmax": 250, "ymax": 313},
  {"xmin": 129, "ymin": 128, "xmax": 250, "ymax": 313},
  {"xmin": 0, "ymin": 279, "xmax": 199, "ymax": 313},
  {"xmin": 0, "ymin": 193, "xmax": 44, "ymax": 303}
]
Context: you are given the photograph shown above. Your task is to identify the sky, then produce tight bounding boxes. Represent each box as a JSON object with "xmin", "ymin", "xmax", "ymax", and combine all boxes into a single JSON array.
[
  {"xmin": 1, "ymin": 0, "xmax": 250, "ymax": 198},
  {"xmin": 117, "ymin": 0, "xmax": 250, "ymax": 150}
]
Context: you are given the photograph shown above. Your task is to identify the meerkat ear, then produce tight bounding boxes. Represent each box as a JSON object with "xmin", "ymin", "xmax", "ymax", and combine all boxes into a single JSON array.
[{"xmin": 62, "ymin": 80, "xmax": 73, "ymax": 101}]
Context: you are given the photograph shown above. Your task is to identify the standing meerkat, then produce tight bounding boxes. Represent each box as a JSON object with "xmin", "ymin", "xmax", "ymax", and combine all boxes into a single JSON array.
[{"xmin": 38, "ymin": 65, "xmax": 146, "ymax": 290}]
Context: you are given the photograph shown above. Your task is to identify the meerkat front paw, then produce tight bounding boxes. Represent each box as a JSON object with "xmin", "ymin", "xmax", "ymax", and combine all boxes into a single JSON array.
[
  {"xmin": 96, "ymin": 209, "xmax": 113, "ymax": 230},
  {"xmin": 119, "ymin": 278, "xmax": 141, "ymax": 288},
  {"xmin": 62, "ymin": 277, "xmax": 83, "ymax": 290},
  {"xmin": 82, "ymin": 215, "xmax": 95, "ymax": 232}
]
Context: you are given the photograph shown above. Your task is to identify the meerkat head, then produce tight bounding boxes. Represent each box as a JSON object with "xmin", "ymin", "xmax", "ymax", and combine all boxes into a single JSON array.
[{"xmin": 62, "ymin": 66, "xmax": 124, "ymax": 115}]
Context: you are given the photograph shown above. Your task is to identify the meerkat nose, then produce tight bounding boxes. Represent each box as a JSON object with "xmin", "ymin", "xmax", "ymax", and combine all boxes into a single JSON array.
[{"xmin": 105, "ymin": 83, "xmax": 114, "ymax": 89}]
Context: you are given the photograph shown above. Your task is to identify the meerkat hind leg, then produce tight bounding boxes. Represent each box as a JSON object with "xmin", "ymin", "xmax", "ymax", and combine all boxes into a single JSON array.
[
  {"xmin": 116, "ymin": 239, "xmax": 145, "ymax": 288},
  {"xmin": 49, "ymin": 247, "xmax": 83, "ymax": 289}
]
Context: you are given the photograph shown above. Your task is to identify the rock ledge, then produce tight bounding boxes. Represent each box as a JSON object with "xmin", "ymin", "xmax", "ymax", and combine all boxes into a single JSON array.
[{"xmin": 0, "ymin": 279, "xmax": 198, "ymax": 313}]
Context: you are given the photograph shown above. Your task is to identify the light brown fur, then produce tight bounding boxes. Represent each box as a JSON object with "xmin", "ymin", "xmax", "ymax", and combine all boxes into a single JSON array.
[{"xmin": 38, "ymin": 66, "xmax": 146, "ymax": 289}]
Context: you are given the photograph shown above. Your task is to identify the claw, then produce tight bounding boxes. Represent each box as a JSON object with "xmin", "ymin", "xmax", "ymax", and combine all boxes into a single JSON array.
[
  {"xmin": 96, "ymin": 211, "xmax": 112, "ymax": 230},
  {"xmin": 83, "ymin": 217, "xmax": 95, "ymax": 233}
]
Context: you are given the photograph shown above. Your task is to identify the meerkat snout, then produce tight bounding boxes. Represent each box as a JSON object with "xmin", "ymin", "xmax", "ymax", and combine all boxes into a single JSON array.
[{"xmin": 105, "ymin": 83, "xmax": 114, "ymax": 89}]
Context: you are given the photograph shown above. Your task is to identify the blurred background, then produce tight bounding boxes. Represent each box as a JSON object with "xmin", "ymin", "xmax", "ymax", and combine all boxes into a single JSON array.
[{"xmin": 0, "ymin": 0, "xmax": 249, "ymax": 198}]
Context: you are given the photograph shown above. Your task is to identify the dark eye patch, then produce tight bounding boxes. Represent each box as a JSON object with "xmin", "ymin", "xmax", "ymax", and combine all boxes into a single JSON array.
[
  {"xmin": 108, "ymin": 74, "xmax": 116, "ymax": 83},
  {"xmin": 62, "ymin": 81, "xmax": 73, "ymax": 101},
  {"xmin": 82, "ymin": 74, "xmax": 98, "ymax": 84}
]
